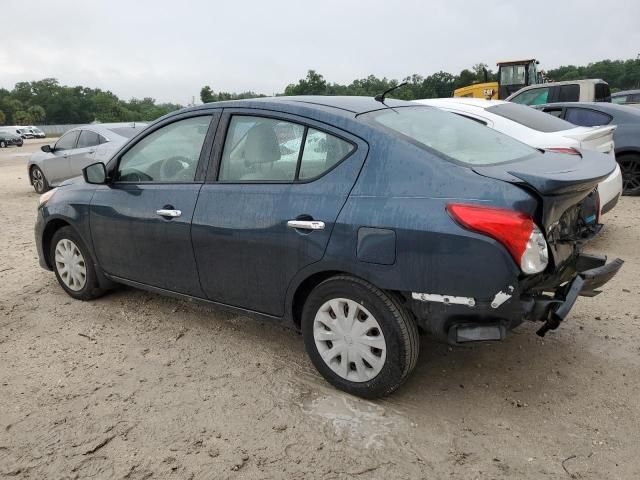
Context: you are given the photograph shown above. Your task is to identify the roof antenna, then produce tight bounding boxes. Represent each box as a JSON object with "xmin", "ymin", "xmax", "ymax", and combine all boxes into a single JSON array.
[{"xmin": 374, "ymin": 82, "xmax": 408, "ymax": 103}]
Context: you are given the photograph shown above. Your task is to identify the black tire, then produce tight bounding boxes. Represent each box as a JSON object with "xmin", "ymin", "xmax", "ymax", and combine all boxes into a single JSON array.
[
  {"xmin": 0, "ymin": 141, "xmax": 6, "ymax": 148},
  {"xmin": 618, "ymin": 153, "xmax": 640, "ymax": 196},
  {"xmin": 301, "ymin": 275, "xmax": 420, "ymax": 399},
  {"xmin": 50, "ymin": 226, "xmax": 105, "ymax": 301},
  {"xmin": 31, "ymin": 165, "xmax": 50, "ymax": 194}
]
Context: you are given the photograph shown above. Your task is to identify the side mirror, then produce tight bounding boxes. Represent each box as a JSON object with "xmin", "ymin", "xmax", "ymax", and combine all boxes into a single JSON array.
[
  {"xmin": 83, "ymin": 162, "xmax": 108, "ymax": 185},
  {"xmin": 41, "ymin": 144, "xmax": 52, "ymax": 153}
]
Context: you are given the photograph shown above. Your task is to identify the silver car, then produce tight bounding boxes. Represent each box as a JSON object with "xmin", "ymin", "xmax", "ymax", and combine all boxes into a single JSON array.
[{"xmin": 28, "ymin": 123, "xmax": 146, "ymax": 193}]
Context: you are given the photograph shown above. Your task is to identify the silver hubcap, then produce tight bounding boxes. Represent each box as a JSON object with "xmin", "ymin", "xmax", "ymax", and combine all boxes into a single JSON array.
[
  {"xmin": 313, "ymin": 298, "xmax": 387, "ymax": 382},
  {"xmin": 54, "ymin": 239, "xmax": 87, "ymax": 291},
  {"xmin": 32, "ymin": 169, "xmax": 44, "ymax": 192}
]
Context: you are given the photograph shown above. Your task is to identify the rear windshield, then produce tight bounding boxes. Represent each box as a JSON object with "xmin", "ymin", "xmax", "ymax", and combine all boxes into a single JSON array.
[
  {"xmin": 487, "ymin": 103, "xmax": 574, "ymax": 132},
  {"xmin": 107, "ymin": 127, "xmax": 145, "ymax": 139},
  {"xmin": 362, "ymin": 106, "xmax": 538, "ymax": 166}
]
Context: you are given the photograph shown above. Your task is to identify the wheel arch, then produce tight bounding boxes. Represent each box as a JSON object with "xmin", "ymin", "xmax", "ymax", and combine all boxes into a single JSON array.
[{"xmin": 41, "ymin": 218, "xmax": 74, "ymax": 269}]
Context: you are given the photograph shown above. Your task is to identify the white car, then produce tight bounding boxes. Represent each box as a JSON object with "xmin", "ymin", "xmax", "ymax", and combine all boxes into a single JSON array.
[{"xmin": 414, "ymin": 98, "xmax": 622, "ymax": 215}]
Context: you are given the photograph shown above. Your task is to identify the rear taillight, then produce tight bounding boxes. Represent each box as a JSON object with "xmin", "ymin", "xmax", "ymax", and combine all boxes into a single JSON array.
[
  {"xmin": 447, "ymin": 204, "xmax": 549, "ymax": 275},
  {"xmin": 546, "ymin": 147, "xmax": 580, "ymax": 155}
]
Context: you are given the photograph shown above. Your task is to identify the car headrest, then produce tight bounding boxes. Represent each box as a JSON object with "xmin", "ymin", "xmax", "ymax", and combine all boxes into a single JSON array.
[{"xmin": 244, "ymin": 123, "xmax": 281, "ymax": 166}]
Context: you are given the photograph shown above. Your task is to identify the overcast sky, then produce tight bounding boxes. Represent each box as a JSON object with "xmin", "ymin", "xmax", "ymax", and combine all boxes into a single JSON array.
[{"xmin": 1, "ymin": 0, "xmax": 639, "ymax": 104}]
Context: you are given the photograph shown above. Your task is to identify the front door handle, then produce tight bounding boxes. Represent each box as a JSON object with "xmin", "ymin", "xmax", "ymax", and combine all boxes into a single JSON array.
[
  {"xmin": 287, "ymin": 220, "xmax": 325, "ymax": 230},
  {"xmin": 156, "ymin": 209, "xmax": 182, "ymax": 218}
]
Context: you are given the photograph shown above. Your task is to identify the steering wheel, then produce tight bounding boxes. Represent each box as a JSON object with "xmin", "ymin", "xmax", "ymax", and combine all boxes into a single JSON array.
[{"xmin": 159, "ymin": 156, "xmax": 191, "ymax": 181}]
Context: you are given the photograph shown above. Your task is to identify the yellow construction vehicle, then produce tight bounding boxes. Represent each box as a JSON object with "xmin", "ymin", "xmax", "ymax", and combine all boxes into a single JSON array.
[{"xmin": 453, "ymin": 59, "xmax": 544, "ymax": 100}]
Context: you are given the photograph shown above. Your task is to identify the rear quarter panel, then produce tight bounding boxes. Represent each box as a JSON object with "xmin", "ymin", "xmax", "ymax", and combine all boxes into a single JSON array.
[{"xmin": 287, "ymin": 135, "xmax": 537, "ymax": 306}]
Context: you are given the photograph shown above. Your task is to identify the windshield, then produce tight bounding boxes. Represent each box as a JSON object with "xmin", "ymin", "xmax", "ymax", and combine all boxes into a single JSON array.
[
  {"xmin": 363, "ymin": 106, "xmax": 538, "ymax": 166},
  {"xmin": 487, "ymin": 103, "xmax": 575, "ymax": 132},
  {"xmin": 500, "ymin": 65, "xmax": 526, "ymax": 86}
]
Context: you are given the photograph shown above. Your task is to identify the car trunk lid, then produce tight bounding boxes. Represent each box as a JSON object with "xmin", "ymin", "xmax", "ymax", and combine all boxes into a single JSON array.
[
  {"xmin": 472, "ymin": 150, "xmax": 616, "ymax": 266},
  {"xmin": 562, "ymin": 125, "xmax": 616, "ymax": 157}
]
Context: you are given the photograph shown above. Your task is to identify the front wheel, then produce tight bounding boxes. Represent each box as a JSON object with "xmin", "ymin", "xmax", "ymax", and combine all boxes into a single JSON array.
[
  {"xmin": 50, "ymin": 226, "xmax": 105, "ymax": 301},
  {"xmin": 0, "ymin": 141, "xmax": 6, "ymax": 148},
  {"xmin": 302, "ymin": 275, "xmax": 420, "ymax": 398},
  {"xmin": 31, "ymin": 166, "xmax": 50, "ymax": 194},
  {"xmin": 618, "ymin": 153, "xmax": 640, "ymax": 196}
]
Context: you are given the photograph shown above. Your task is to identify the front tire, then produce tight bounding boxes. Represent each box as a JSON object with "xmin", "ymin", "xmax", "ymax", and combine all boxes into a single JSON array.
[
  {"xmin": 31, "ymin": 166, "xmax": 50, "ymax": 194},
  {"xmin": 0, "ymin": 141, "xmax": 6, "ymax": 148},
  {"xmin": 301, "ymin": 275, "xmax": 419, "ymax": 398},
  {"xmin": 50, "ymin": 226, "xmax": 105, "ymax": 301},
  {"xmin": 618, "ymin": 153, "xmax": 640, "ymax": 196}
]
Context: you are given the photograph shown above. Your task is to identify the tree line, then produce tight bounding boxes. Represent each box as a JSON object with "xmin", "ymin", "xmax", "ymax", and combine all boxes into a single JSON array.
[
  {"xmin": 1, "ymin": 58, "xmax": 638, "ymax": 126},
  {"xmin": 0, "ymin": 78, "xmax": 181, "ymax": 126}
]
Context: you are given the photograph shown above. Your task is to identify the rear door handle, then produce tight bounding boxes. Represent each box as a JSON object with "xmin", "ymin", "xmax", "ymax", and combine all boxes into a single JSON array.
[
  {"xmin": 287, "ymin": 220, "xmax": 325, "ymax": 230},
  {"xmin": 156, "ymin": 209, "xmax": 182, "ymax": 218}
]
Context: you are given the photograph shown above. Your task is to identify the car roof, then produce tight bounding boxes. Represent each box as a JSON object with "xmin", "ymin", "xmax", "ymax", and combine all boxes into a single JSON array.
[
  {"xmin": 180, "ymin": 95, "xmax": 416, "ymax": 116},
  {"xmin": 415, "ymin": 97, "xmax": 506, "ymax": 110},
  {"xmin": 67, "ymin": 122, "xmax": 148, "ymax": 137},
  {"xmin": 535, "ymin": 101, "xmax": 640, "ymax": 119},
  {"xmin": 611, "ymin": 89, "xmax": 640, "ymax": 96}
]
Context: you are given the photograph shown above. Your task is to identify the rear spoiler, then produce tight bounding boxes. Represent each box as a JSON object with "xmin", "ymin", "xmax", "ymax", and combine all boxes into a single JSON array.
[{"xmin": 564, "ymin": 125, "xmax": 616, "ymax": 143}]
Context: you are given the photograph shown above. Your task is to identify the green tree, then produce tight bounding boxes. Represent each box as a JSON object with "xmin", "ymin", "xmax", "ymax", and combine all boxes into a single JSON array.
[
  {"xmin": 0, "ymin": 110, "xmax": 5, "ymax": 125},
  {"xmin": 27, "ymin": 105, "xmax": 46, "ymax": 123},
  {"xmin": 284, "ymin": 70, "xmax": 328, "ymax": 95},
  {"xmin": 13, "ymin": 110, "xmax": 33, "ymax": 125},
  {"xmin": 201, "ymin": 85, "xmax": 215, "ymax": 103}
]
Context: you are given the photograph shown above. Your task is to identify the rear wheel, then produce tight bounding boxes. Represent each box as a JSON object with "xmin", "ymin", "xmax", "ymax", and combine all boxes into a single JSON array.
[
  {"xmin": 301, "ymin": 275, "xmax": 419, "ymax": 398},
  {"xmin": 50, "ymin": 226, "xmax": 105, "ymax": 300},
  {"xmin": 31, "ymin": 166, "xmax": 50, "ymax": 194},
  {"xmin": 618, "ymin": 153, "xmax": 640, "ymax": 196}
]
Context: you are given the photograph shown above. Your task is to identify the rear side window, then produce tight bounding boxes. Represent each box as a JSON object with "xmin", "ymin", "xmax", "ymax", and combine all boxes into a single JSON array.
[
  {"xmin": 219, "ymin": 115, "xmax": 354, "ymax": 182},
  {"xmin": 487, "ymin": 103, "xmax": 575, "ymax": 132},
  {"xmin": 77, "ymin": 130, "xmax": 101, "ymax": 148},
  {"xmin": 557, "ymin": 84, "xmax": 580, "ymax": 102},
  {"xmin": 564, "ymin": 108, "xmax": 612, "ymax": 127},
  {"xmin": 595, "ymin": 83, "xmax": 611, "ymax": 102},
  {"xmin": 510, "ymin": 87, "xmax": 550, "ymax": 105},
  {"xmin": 299, "ymin": 128, "xmax": 354, "ymax": 180},
  {"xmin": 364, "ymin": 106, "xmax": 538, "ymax": 166}
]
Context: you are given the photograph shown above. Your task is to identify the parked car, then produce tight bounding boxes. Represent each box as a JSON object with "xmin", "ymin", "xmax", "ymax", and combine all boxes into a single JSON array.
[
  {"xmin": 533, "ymin": 102, "xmax": 640, "ymax": 196},
  {"xmin": 0, "ymin": 129, "xmax": 24, "ymax": 148},
  {"xmin": 16, "ymin": 127, "xmax": 35, "ymax": 139},
  {"xmin": 24, "ymin": 126, "xmax": 46, "ymax": 138},
  {"xmin": 28, "ymin": 123, "xmax": 147, "ymax": 193},
  {"xmin": 611, "ymin": 89, "xmax": 640, "ymax": 106},
  {"xmin": 35, "ymin": 97, "xmax": 622, "ymax": 398},
  {"xmin": 415, "ymin": 98, "xmax": 622, "ymax": 214},
  {"xmin": 506, "ymin": 79, "xmax": 611, "ymax": 106}
]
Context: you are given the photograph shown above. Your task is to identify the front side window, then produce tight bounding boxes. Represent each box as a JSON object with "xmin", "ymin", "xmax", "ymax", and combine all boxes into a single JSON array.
[
  {"xmin": 557, "ymin": 84, "xmax": 580, "ymax": 102},
  {"xmin": 219, "ymin": 116, "xmax": 354, "ymax": 182},
  {"xmin": 510, "ymin": 87, "xmax": 550, "ymax": 105},
  {"xmin": 364, "ymin": 106, "xmax": 538, "ymax": 166},
  {"xmin": 116, "ymin": 116, "xmax": 211, "ymax": 182},
  {"xmin": 77, "ymin": 130, "xmax": 101, "ymax": 148},
  {"xmin": 564, "ymin": 108, "xmax": 612, "ymax": 127},
  {"xmin": 611, "ymin": 95, "xmax": 627, "ymax": 104},
  {"xmin": 55, "ymin": 131, "xmax": 79, "ymax": 151}
]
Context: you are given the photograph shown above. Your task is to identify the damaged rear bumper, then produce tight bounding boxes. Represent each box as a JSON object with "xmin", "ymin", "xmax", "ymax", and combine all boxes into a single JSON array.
[
  {"xmin": 529, "ymin": 255, "xmax": 623, "ymax": 336},
  {"xmin": 408, "ymin": 253, "xmax": 623, "ymax": 344}
]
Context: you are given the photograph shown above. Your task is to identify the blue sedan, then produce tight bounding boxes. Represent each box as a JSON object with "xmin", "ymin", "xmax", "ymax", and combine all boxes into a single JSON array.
[{"xmin": 35, "ymin": 96, "xmax": 622, "ymax": 397}]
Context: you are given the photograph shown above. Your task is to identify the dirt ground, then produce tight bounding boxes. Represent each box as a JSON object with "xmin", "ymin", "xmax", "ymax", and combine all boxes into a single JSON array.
[{"xmin": 1, "ymin": 140, "xmax": 639, "ymax": 480}]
